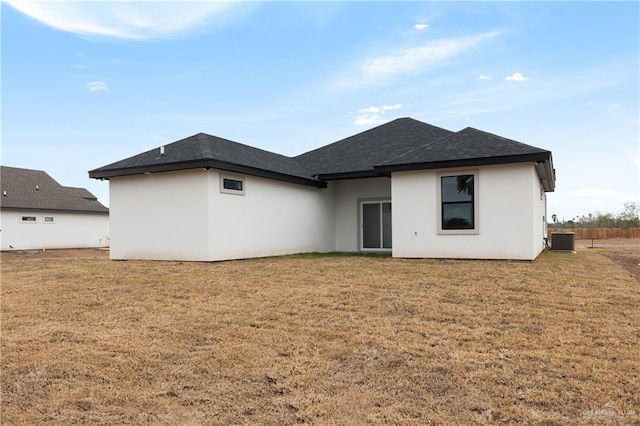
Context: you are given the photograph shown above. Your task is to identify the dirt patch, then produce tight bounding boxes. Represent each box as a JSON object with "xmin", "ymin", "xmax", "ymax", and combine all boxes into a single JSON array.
[{"xmin": 604, "ymin": 250, "xmax": 640, "ymax": 282}]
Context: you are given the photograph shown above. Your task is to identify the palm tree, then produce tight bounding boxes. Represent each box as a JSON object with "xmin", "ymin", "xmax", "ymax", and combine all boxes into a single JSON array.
[{"xmin": 456, "ymin": 175, "xmax": 474, "ymax": 196}]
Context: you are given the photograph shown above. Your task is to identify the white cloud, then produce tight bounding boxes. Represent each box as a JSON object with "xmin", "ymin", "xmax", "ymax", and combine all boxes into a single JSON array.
[
  {"xmin": 478, "ymin": 75, "xmax": 491, "ymax": 80},
  {"xmin": 5, "ymin": 1, "xmax": 243, "ymax": 40},
  {"xmin": 331, "ymin": 31, "xmax": 499, "ymax": 90},
  {"xmin": 354, "ymin": 104, "xmax": 402, "ymax": 126},
  {"xmin": 414, "ymin": 24, "xmax": 429, "ymax": 30},
  {"xmin": 505, "ymin": 72, "xmax": 528, "ymax": 82},
  {"xmin": 86, "ymin": 81, "xmax": 109, "ymax": 92}
]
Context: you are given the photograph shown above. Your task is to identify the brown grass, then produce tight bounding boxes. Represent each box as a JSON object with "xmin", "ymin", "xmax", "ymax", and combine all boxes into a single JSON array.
[{"xmin": 2, "ymin": 244, "xmax": 639, "ymax": 425}]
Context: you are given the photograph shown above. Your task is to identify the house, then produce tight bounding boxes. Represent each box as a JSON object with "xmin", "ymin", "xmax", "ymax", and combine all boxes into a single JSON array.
[
  {"xmin": 89, "ymin": 117, "xmax": 555, "ymax": 261},
  {"xmin": 1, "ymin": 166, "xmax": 109, "ymax": 250}
]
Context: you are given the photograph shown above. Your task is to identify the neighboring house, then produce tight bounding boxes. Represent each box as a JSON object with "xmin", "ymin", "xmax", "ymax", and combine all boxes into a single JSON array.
[
  {"xmin": 1, "ymin": 166, "xmax": 109, "ymax": 250},
  {"xmin": 89, "ymin": 117, "xmax": 555, "ymax": 261}
]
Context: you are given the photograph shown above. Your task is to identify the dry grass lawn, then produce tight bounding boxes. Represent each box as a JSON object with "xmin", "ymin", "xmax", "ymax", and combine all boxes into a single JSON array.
[{"xmin": 2, "ymin": 244, "xmax": 639, "ymax": 425}]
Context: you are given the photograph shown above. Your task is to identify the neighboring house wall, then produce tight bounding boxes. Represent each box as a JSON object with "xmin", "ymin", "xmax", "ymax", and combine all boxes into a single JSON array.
[
  {"xmin": 0, "ymin": 210, "xmax": 109, "ymax": 250},
  {"xmin": 332, "ymin": 177, "xmax": 391, "ymax": 252},
  {"xmin": 207, "ymin": 169, "xmax": 335, "ymax": 261},
  {"xmin": 109, "ymin": 168, "xmax": 335, "ymax": 261},
  {"xmin": 391, "ymin": 163, "xmax": 545, "ymax": 260}
]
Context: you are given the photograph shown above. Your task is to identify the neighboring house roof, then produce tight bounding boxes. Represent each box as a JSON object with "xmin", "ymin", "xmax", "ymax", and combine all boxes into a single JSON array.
[
  {"xmin": 89, "ymin": 117, "xmax": 555, "ymax": 191},
  {"xmin": 89, "ymin": 133, "xmax": 326, "ymax": 188},
  {"xmin": 294, "ymin": 118, "xmax": 454, "ymax": 179},
  {"xmin": 0, "ymin": 166, "xmax": 109, "ymax": 213}
]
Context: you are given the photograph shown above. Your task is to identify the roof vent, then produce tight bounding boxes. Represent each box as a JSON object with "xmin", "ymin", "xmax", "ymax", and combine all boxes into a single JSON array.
[
  {"xmin": 159, "ymin": 146, "xmax": 165, "ymax": 156},
  {"xmin": 36, "ymin": 185, "xmax": 39, "ymax": 190},
  {"xmin": 2, "ymin": 190, "xmax": 6, "ymax": 196}
]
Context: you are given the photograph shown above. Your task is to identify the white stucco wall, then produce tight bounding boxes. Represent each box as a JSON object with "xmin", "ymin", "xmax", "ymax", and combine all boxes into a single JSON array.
[
  {"xmin": 391, "ymin": 163, "xmax": 547, "ymax": 260},
  {"xmin": 109, "ymin": 170, "xmax": 211, "ymax": 261},
  {"xmin": 109, "ymin": 168, "xmax": 335, "ymax": 261},
  {"xmin": 333, "ymin": 177, "xmax": 391, "ymax": 252},
  {"xmin": 107, "ymin": 163, "xmax": 547, "ymax": 261},
  {"xmin": 0, "ymin": 210, "xmax": 109, "ymax": 251},
  {"xmin": 208, "ymin": 170, "xmax": 334, "ymax": 261},
  {"xmin": 533, "ymin": 178, "xmax": 548, "ymax": 255}
]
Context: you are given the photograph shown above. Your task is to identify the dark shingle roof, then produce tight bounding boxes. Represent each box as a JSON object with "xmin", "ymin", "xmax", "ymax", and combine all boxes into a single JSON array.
[
  {"xmin": 88, "ymin": 118, "xmax": 555, "ymax": 191},
  {"xmin": 1, "ymin": 166, "xmax": 109, "ymax": 213},
  {"xmin": 89, "ymin": 133, "xmax": 325, "ymax": 187},
  {"xmin": 294, "ymin": 118, "xmax": 453, "ymax": 178},
  {"xmin": 375, "ymin": 127, "xmax": 555, "ymax": 191},
  {"xmin": 378, "ymin": 126, "xmax": 551, "ymax": 168}
]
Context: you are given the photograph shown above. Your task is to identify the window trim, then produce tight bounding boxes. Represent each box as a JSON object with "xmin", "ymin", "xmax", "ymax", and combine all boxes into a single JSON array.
[
  {"xmin": 44, "ymin": 216, "xmax": 55, "ymax": 224},
  {"xmin": 437, "ymin": 170, "xmax": 479, "ymax": 235},
  {"xmin": 219, "ymin": 174, "xmax": 245, "ymax": 195}
]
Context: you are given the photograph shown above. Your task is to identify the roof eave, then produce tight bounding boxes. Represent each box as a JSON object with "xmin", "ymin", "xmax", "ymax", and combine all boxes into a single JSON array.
[
  {"xmin": 0, "ymin": 206, "xmax": 109, "ymax": 214},
  {"xmin": 89, "ymin": 160, "xmax": 327, "ymax": 189},
  {"xmin": 315, "ymin": 170, "xmax": 388, "ymax": 181},
  {"xmin": 374, "ymin": 152, "xmax": 551, "ymax": 174},
  {"xmin": 535, "ymin": 154, "xmax": 556, "ymax": 192}
]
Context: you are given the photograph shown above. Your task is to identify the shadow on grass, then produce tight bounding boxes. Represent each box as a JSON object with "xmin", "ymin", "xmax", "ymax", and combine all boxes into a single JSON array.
[{"xmin": 284, "ymin": 251, "xmax": 392, "ymax": 260}]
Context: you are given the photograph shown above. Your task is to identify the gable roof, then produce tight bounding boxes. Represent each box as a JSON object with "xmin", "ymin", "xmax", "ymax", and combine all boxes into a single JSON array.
[
  {"xmin": 88, "ymin": 117, "xmax": 555, "ymax": 192},
  {"xmin": 1, "ymin": 166, "xmax": 109, "ymax": 213},
  {"xmin": 89, "ymin": 133, "xmax": 326, "ymax": 188},
  {"xmin": 294, "ymin": 118, "xmax": 454, "ymax": 179}
]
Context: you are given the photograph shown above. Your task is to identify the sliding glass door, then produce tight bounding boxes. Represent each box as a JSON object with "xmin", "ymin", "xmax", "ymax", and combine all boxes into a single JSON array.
[{"xmin": 361, "ymin": 201, "xmax": 392, "ymax": 250}]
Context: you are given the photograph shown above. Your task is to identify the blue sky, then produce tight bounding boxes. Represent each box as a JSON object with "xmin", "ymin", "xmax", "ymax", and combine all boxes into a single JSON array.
[{"xmin": 2, "ymin": 1, "xmax": 638, "ymax": 220}]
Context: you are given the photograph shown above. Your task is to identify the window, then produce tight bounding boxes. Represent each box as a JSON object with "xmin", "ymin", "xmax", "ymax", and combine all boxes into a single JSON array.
[
  {"xmin": 439, "ymin": 172, "xmax": 478, "ymax": 233},
  {"xmin": 220, "ymin": 175, "xmax": 245, "ymax": 195},
  {"xmin": 223, "ymin": 179, "xmax": 243, "ymax": 191},
  {"xmin": 44, "ymin": 216, "xmax": 55, "ymax": 223},
  {"xmin": 21, "ymin": 216, "xmax": 37, "ymax": 223}
]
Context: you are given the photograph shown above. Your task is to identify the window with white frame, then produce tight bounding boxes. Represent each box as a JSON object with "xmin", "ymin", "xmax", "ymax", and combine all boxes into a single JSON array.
[
  {"xmin": 21, "ymin": 216, "xmax": 37, "ymax": 223},
  {"xmin": 438, "ymin": 171, "xmax": 479, "ymax": 234},
  {"xmin": 44, "ymin": 216, "xmax": 55, "ymax": 223},
  {"xmin": 220, "ymin": 175, "xmax": 245, "ymax": 195}
]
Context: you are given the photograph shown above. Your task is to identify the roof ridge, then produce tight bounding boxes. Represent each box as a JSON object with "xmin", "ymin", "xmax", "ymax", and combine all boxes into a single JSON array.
[
  {"xmin": 197, "ymin": 133, "xmax": 215, "ymax": 159},
  {"xmin": 379, "ymin": 129, "xmax": 454, "ymax": 166},
  {"xmin": 460, "ymin": 127, "xmax": 549, "ymax": 152},
  {"xmin": 293, "ymin": 117, "xmax": 430, "ymax": 159}
]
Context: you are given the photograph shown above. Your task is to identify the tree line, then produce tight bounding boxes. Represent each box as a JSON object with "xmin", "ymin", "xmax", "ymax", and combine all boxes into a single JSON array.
[{"xmin": 550, "ymin": 201, "xmax": 640, "ymax": 228}]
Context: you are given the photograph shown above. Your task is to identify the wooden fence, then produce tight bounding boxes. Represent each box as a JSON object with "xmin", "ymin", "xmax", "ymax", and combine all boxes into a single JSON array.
[{"xmin": 547, "ymin": 227, "xmax": 640, "ymax": 239}]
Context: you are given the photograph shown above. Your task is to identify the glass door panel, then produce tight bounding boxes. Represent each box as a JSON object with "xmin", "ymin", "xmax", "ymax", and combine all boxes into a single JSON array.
[
  {"xmin": 362, "ymin": 203, "xmax": 381, "ymax": 249},
  {"xmin": 382, "ymin": 202, "xmax": 392, "ymax": 249}
]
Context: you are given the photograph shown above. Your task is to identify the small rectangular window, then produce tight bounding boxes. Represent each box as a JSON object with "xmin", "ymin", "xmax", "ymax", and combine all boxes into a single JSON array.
[
  {"xmin": 223, "ymin": 179, "xmax": 243, "ymax": 191},
  {"xmin": 21, "ymin": 216, "xmax": 37, "ymax": 223},
  {"xmin": 44, "ymin": 216, "xmax": 55, "ymax": 223},
  {"xmin": 220, "ymin": 175, "xmax": 245, "ymax": 195}
]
